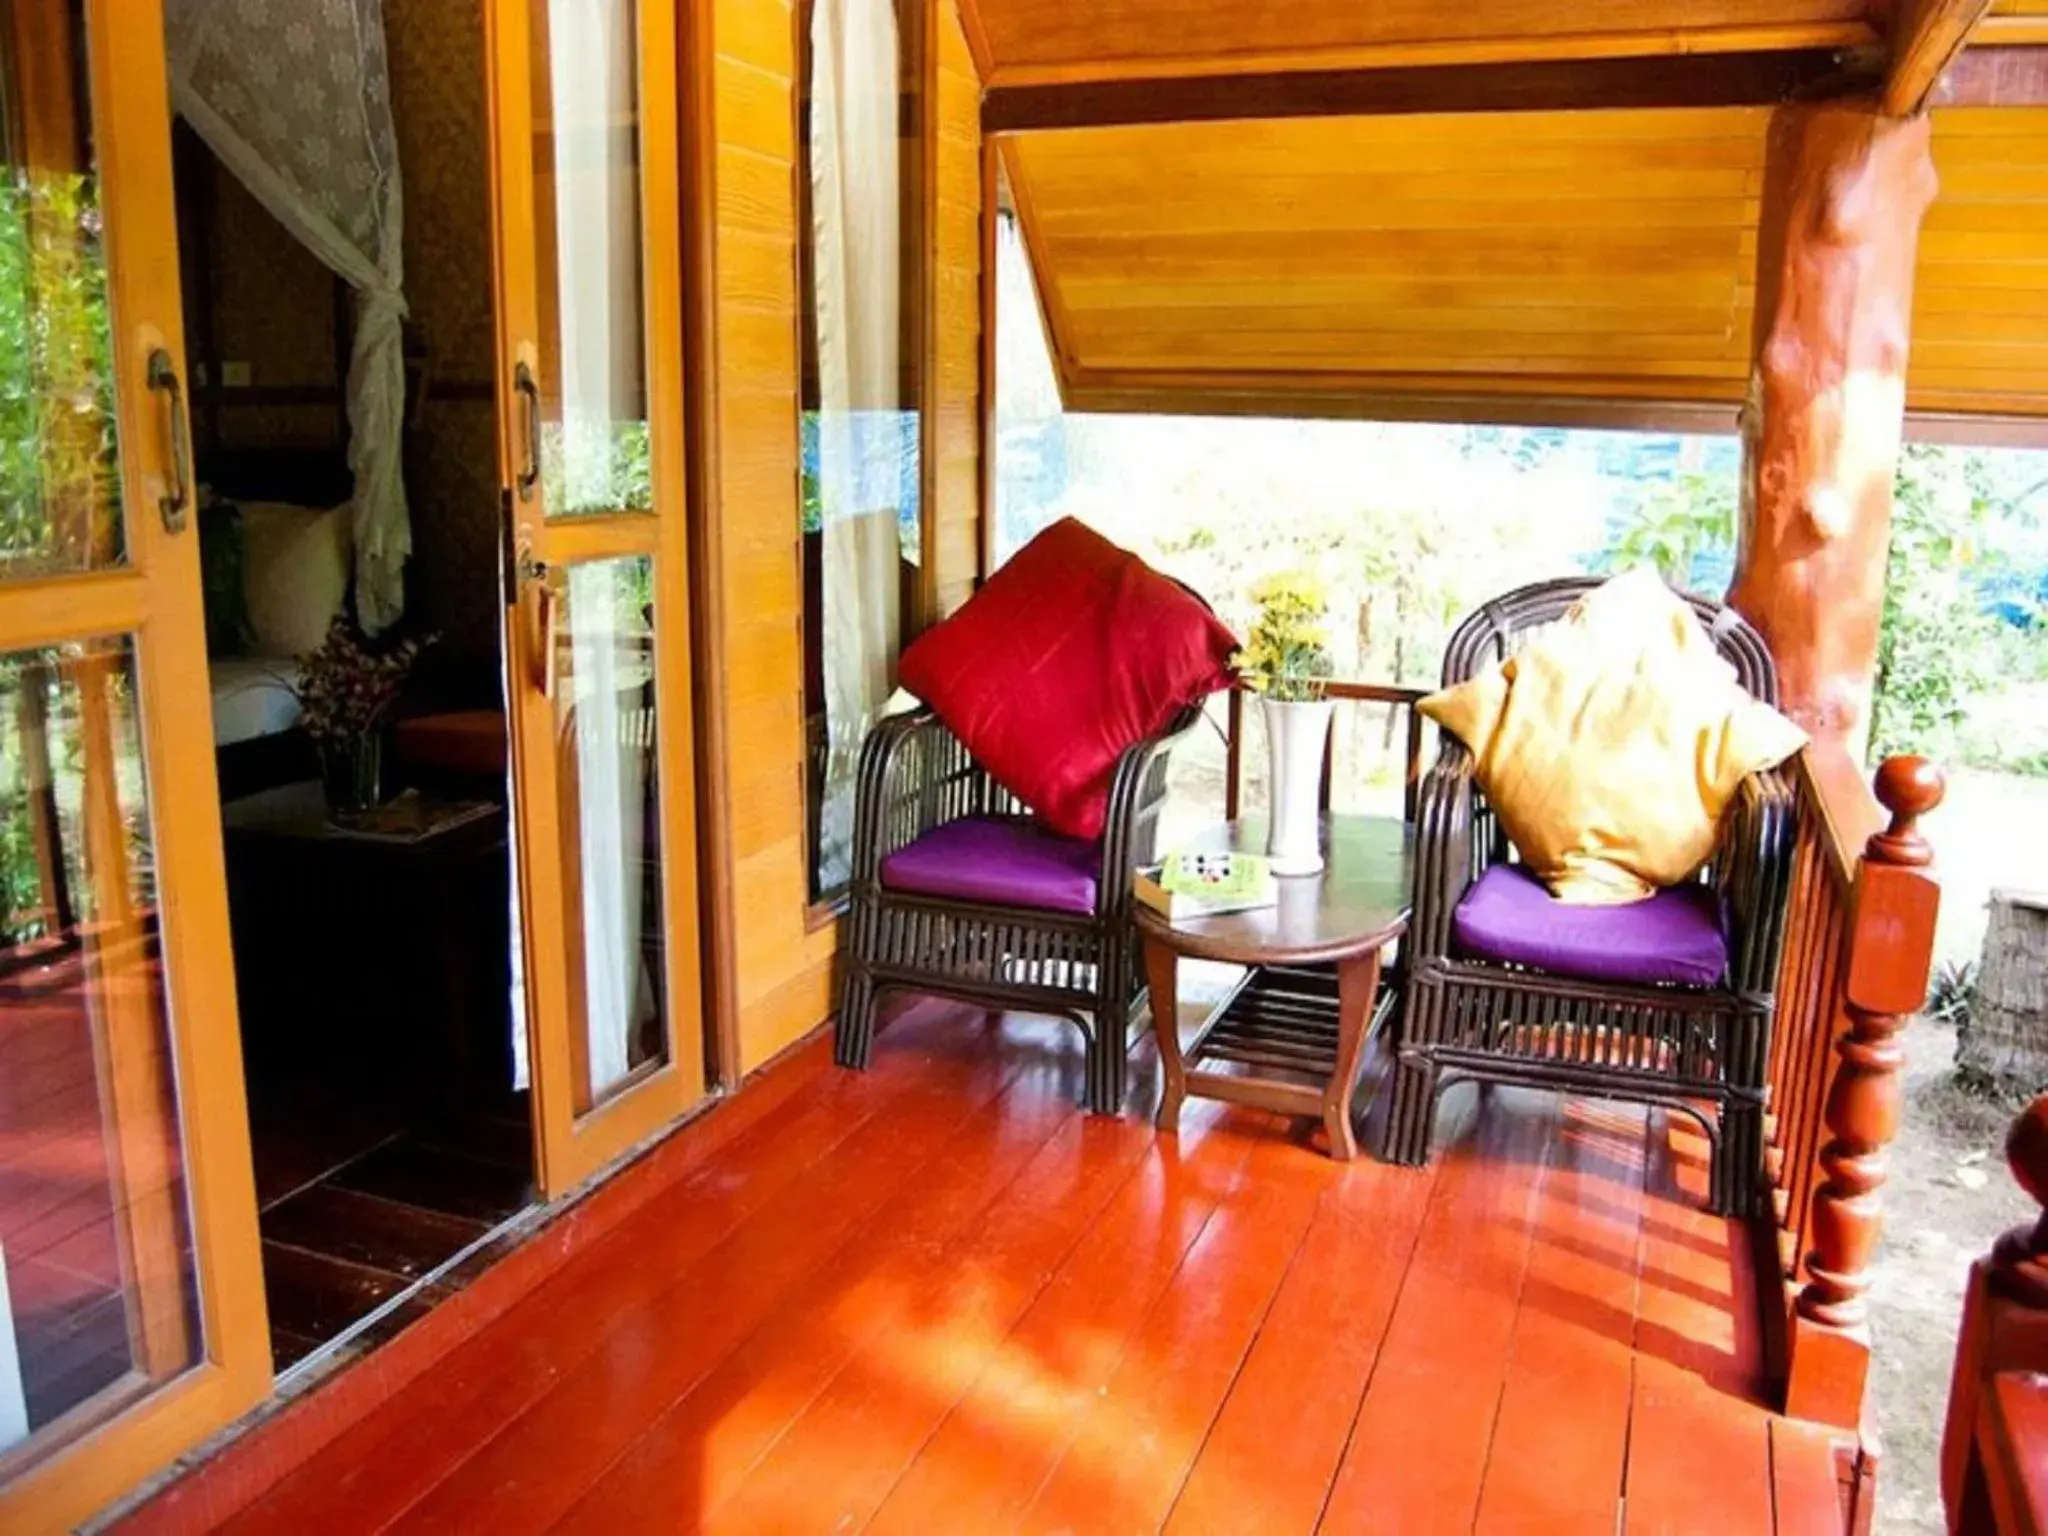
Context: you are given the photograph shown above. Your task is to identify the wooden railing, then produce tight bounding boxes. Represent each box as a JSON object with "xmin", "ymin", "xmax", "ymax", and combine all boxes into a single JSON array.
[
  {"xmin": 1763, "ymin": 746, "xmax": 1946, "ymax": 1435},
  {"xmin": 1943, "ymin": 1096, "xmax": 2048, "ymax": 1535}
]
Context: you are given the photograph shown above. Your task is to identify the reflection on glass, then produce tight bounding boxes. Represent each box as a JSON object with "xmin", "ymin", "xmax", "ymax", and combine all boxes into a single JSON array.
[
  {"xmin": 0, "ymin": 3, "xmax": 124, "ymax": 578},
  {"xmin": 529, "ymin": 0, "xmax": 652, "ymax": 518},
  {"xmin": 0, "ymin": 638, "xmax": 199, "ymax": 1475},
  {"xmin": 551, "ymin": 555, "xmax": 668, "ymax": 1111},
  {"xmin": 800, "ymin": 0, "xmax": 923, "ymax": 901}
]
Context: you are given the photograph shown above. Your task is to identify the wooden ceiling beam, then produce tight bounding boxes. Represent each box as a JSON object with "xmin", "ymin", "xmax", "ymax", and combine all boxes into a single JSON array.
[
  {"xmin": 1883, "ymin": 0, "xmax": 1997, "ymax": 113},
  {"xmin": 974, "ymin": 23, "xmax": 1883, "ymax": 89},
  {"xmin": 983, "ymin": 49, "xmax": 1882, "ymax": 133},
  {"xmin": 1059, "ymin": 367, "xmax": 1746, "ymax": 434}
]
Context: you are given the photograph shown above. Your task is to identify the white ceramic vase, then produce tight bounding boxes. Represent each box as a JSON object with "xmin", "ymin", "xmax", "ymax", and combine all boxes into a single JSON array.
[{"xmin": 1262, "ymin": 695, "xmax": 1334, "ymax": 877}]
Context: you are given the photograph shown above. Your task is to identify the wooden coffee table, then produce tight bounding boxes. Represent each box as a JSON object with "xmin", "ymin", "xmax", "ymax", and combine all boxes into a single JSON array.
[{"xmin": 1137, "ymin": 815, "xmax": 1411, "ymax": 1160}]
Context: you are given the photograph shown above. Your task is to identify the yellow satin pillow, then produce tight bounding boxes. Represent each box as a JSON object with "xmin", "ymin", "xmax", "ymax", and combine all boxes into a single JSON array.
[{"xmin": 1419, "ymin": 569, "xmax": 1806, "ymax": 905}]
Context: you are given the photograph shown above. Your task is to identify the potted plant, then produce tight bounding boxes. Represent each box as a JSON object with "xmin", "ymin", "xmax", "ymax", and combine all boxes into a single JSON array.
[
  {"xmin": 296, "ymin": 616, "xmax": 429, "ymax": 814},
  {"xmin": 1236, "ymin": 571, "xmax": 1336, "ymax": 875}
]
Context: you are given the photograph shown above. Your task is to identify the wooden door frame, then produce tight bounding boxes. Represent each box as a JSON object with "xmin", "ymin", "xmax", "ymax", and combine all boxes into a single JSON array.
[
  {"xmin": 484, "ymin": 0, "xmax": 709, "ymax": 1196},
  {"xmin": 0, "ymin": 0, "xmax": 270, "ymax": 1526},
  {"xmin": 676, "ymin": 0, "xmax": 742, "ymax": 1091}
]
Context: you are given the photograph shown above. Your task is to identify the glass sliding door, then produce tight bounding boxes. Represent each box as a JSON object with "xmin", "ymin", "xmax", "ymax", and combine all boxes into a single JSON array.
[
  {"xmin": 0, "ymin": 1, "xmax": 268, "ymax": 1525},
  {"xmin": 799, "ymin": 0, "xmax": 927, "ymax": 903},
  {"xmin": 485, "ymin": 0, "xmax": 705, "ymax": 1194}
]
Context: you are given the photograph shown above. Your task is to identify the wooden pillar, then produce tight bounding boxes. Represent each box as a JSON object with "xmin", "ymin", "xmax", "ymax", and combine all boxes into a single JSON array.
[
  {"xmin": 1729, "ymin": 103, "xmax": 1938, "ymax": 760},
  {"xmin": 1787, "ymin": 755, "xmax": 1945, "ymax": 1427}
]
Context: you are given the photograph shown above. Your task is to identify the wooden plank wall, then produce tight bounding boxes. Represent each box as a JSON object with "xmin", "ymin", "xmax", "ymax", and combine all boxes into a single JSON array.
[
  {"xmin": 931, "ymin": 0, "xmax": 985, "ymax": 618},
  {"xmin": 707, "ymin": 0, "xmax": 835, "ymax": 1072},
  {"xmin": 705, "ymin": 0, "xmax": 985, "ymax": 1073}
]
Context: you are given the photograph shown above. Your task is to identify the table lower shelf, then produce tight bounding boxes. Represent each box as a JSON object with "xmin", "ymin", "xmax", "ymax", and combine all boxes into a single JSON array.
[
  {"xmin": 1189, "ymin": 965, "xmax": 1346, "ymax": 1081},
  {"xmin": 1148, "ymin": 934, "xmax": 1403, "ymax": 1160}
]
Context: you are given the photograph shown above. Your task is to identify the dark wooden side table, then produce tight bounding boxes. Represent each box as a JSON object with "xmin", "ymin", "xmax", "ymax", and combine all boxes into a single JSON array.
[
  {"xmin": 1138, "ymin": 816, "xmax": 1412, "ymax": 1160},
  {"xmin": 221, "ymin": 781, "xmax": 512, "ymax": 1100}
]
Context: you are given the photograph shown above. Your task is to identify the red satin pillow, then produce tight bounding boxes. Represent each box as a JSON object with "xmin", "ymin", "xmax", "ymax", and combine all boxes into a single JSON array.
[{"xmin": 899, "ymin": 519, "xmax": 1237, "ymax": 840}]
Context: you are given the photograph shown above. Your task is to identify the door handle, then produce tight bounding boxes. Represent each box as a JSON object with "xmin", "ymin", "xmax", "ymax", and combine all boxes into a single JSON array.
[
  {"xmin": 520, "ymin": 552, "xmax": 557, "ymax": 697},
  {"xmin": 514, "ymin": 361, "xmax": 542, "ymax": 502},
  {"xmin": 146, "ymin": 349, "xmax": 193, "ymax": 533}
]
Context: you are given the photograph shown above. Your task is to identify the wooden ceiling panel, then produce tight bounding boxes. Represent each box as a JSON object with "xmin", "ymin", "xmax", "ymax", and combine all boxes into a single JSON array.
[
  {"xmin": 962, "ymin": 0, "xmax": 1881, "ymax": 84},
  {"xmin": 1911, "ymin": 105, "xmax": 2048, "ymax": 416},
  {"xmin": 1004, "ymin": 101, "xmax": 2048, "ymax": 424},
  {"xmin": 1007, "ymin": 111, "xmax": 1769, "ymax": 411}
]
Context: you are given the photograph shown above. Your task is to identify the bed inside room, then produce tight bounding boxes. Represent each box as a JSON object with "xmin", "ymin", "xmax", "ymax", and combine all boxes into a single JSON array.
[{"xmin": 165, "ymin": 0, "xmax": 534, "ymax": 1376}]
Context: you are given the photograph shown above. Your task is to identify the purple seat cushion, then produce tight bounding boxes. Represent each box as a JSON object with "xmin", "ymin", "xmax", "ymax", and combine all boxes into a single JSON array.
[
  {"xmin": 1451, "ymin": 864, "xmax": 1727, "ymax": 989},
  {"xmin": 879, "ymin": 816, "xmax": 1101, "ymax": 916}
]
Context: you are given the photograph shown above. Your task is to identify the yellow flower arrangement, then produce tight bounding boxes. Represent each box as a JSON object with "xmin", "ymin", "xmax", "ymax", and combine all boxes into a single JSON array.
[{"xmin": 1235, "ymin": 570, "xmax": 1335, "ymax": 703}]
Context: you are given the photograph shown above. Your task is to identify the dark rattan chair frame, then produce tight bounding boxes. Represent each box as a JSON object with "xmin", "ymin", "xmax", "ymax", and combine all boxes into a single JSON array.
[
  {"xmin": 834, "ymin": 704, "xmax": 1201, "ymax": 1114},
  {"xmin": 1384, "ymin": 575, "xmax": 1798, "ymax": 1215}
]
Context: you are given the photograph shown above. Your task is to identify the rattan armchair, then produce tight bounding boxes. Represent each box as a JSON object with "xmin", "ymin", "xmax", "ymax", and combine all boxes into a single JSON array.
[
  {"xmin": 1384, "ymin": 576, "xmax": 1797, "ymax": 1215},
  {"xmin": 833, "ymin": 704, "xmax": 1200, "ymax": 1113}
]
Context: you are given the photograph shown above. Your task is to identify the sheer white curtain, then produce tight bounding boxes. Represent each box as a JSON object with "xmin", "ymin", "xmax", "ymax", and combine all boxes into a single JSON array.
[
  {"xmin": 548, "ymin": 0, "xmax": 652, "ymax": 1097},
  {"xmin": 566, "ymin": 579, "xmax": 656, "ymax": 1099},
  {"xmin": 809, "ymin": 0, "xmax": 903, "ymax": 892},
  {"xmin": 547, "ymin": 0, "xmax": 646, "ymax": 516},
  {"xmin": 164, "ymin": 0, "xmax": 410, "ymax": 632}
]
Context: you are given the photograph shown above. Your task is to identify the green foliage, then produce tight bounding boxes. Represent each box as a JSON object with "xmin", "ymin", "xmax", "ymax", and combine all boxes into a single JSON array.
[
  {"xmin": 0, "ymin": 655, "xmax": 93, "ymax": 946},
  {"xmin": 541, "ymin": 418, "xmax": 653, "ymax": 517},
  {"xmin": 0, "ymin": 779, "xmax": 49, "ymax": 944},
  {"xmin": 1598, "ymin": 471, "xmax": 1736, "ymax": 587},
  {"xmin": 1926, "ymin": 957, "xmax": 1979, "ymax": 1029},
  {"xmin": 1869, "ymin": 444, "xmax": 2033, "ymax": 767},
  {"xmin": 0, "ymin": 168, "xmax": 120, "ymax": 572}
]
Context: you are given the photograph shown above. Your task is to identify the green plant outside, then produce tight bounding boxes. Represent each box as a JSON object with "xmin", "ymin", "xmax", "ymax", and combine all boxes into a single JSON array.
[
  {"xmin": 0, "ymin": 168, "xmax": 120, "ymax": 575},
  {"xmin": 1596, "ymin": 470, "xmax": 1736, "ymax": 589},
  {"xmin": 1870, "ymin": 443, "xmax": 2046, "ymax": 770}
]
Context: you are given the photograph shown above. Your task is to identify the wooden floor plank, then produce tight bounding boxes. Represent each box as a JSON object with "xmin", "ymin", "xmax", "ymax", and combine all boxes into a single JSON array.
[
  {"xmin": 860, "ymin": 1103, "xmax": 1264, "ymax": 1535},
  {"xmin": 550, "ymin": 1066, "xmax": 1146, "ymax": 1529},
  {"xmin": 1622, "ymin": 1113, "xmax": 1777, "ymax": 1536},
  {"xmin": 682, "ymin": 1109, "xmax": 1166, "ymax": 1531},
  {"xmin": 384, "ymin": 1018, "xmax": 1058, "ymax": 1531},
  {"xmin": 1011, "ymin": 1123, "xmax": 1334, "ymax": 1535},
  {"xmin": 117, "ymin": 1003, "xmax": 1841, "ymax": 1536},
  {"xmin": 1471, "ymin": 1101, "xmax": 1651, "ymax": 1536},
  {"xmin": 214, "ymin": 1006, "xmax": 973, "ymax": 1536},
  {"xmin": 1317, "ymin": 1087, "xmax": 1561, "ymax": 1532},
  {"xmin": 1770, "ymin": 1418, "xmax": 1851, "ymax": 1535},
  {"xmin": 1161, "ymin": 1150, "xmax": 1437, "ymax": 1536}
]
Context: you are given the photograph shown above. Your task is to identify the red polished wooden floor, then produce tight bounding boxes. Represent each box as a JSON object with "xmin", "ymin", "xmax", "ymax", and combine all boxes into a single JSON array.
[{"xmin": 124, "ymin": 999, "xmax": 1847, "ymax": 1534}]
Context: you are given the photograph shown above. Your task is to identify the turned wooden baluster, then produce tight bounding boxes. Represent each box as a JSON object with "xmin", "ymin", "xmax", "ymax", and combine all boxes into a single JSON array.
[
  {"xmin": 1786, "ymin": 755, "xmax": 1946, "ymax": 1428},
  {"xmin": 1942, "ymin": 1096, "xmax": 2048, "ymax": 1535}
]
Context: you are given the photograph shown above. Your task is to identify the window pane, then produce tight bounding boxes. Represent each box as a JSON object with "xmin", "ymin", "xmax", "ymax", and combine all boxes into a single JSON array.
[
  {"xmin": 800, "ymin": 0, "xmax": 924, "ymax": 901},
  {"xmin": 550, "ymin": 555, "xmax": 667, "ymax": 1111},
  {"xmin": 529, "ymin": 0, "xmax": 651, "ymax": 518},
  {"xmin": 0, "ymin": 1, "xmax": 125, "ymax": 579},
  {"xmin": 0, "ymin": 638, "xmax": 200, "ymax": 1477}
]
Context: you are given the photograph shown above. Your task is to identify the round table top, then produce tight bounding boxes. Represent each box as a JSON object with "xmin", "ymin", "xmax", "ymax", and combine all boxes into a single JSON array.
[{"xmin": 1134, "ymin": 814, "xmax": 1413, "ymax": 967}]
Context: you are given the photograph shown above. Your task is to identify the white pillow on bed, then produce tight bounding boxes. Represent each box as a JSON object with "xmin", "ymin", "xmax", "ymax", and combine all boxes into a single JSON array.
[{"xmin": 241, "ymin": 501, "xmax": 352, "ymax": 659}]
